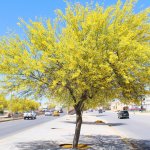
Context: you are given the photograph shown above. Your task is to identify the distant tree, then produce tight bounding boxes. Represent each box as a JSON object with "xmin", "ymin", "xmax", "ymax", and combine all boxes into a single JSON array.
[
  {"xmin": 0, "ymin": 95, "xmax": 8, "ymax": 112},
  {"xmin": 47, "ymin": 103, "xmax": 56, "ymax": 109},
  {"xmin": 0, "ymin": 0, "xmax": 150, "ymax": 148},
  {"xmin": 8, "ymin": 98, "xmax": 40, "ymax": 113},
  {"xmin": 27, "ymin": 100, "xmax": 40, "ymax": 110},
  {"xmin": 8, "ymin": 98, "xmax": 22, "ymax": 113}
]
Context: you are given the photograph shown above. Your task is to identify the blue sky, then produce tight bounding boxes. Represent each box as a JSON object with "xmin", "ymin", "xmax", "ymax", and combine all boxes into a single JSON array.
[
  {"xmin": 0, "ymin": 0, "xmax": 150, "ymax": 36},
  {"xmin": 0, "ymin": 0, "xmax": 149, "ymax": 103}
]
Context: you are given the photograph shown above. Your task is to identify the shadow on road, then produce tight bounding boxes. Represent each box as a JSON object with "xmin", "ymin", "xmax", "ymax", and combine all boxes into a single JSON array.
[
  {"xmin": 15, "ymin": 135, "xmax": 128, "ymax": 150},
  {"xmin": 126, "ymin": 139, "xmax": 150, "ymax": 150},
  {"xmin": 79, "ymin": 135, "xmax": 130, "ymax": 150},
  {"xmin": 106, "ymin": 123, "xmax": 126, "ymax": 126},
  {"xmin": 16, "ymin": 141, "xmax": 59, "ymax": 150},
  {"xmin": 63, "ymin": 121, "xmax": 126, "ymax": 126},
  {"xmin": 96, "ymin": 115, "xmax": 107, "ymax": 117},
  {"xmin": 15, "ymin": 135, "xmax": 150, "ymax": 150}
]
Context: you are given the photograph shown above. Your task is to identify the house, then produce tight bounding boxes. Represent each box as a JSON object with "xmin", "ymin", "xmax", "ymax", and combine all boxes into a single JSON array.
[
  {"xmin": 110, "ymin": 99, "xmax": 127, "ymax": 111},
  {"xmin": 110, "ymin": 99, "xmax": 140, "ymax": 111}
]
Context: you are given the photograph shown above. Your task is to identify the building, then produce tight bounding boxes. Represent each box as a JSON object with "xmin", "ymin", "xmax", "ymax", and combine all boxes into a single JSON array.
[
  {"xmin": 143, "ymin": 96, "xmax": 150, "ymax": 111},
  {"xmin": 110, "ymin": 99, "xmax": 140, "ymax": 112},
  {"xmin": 110, "ymin": 99, "xmax": 127, "ymax": 111}
]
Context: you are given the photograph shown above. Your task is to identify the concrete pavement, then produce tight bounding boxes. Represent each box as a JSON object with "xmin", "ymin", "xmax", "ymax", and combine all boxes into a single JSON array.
[
  {"xmin": 98, "ymin": 111, "xmax": 150, "ymax": 150},
  {"xmin": 0, "ymin": 114, "xmax": 65, "ymax": 140},
  {"xmin": 98, "ymin": 111, "xmax": 150, "ymax": 139},
  {"xmin": 129, "ymin": 111, "xmax": 150, "ymax": 116},
  {"xmin": 0, "ymin": 112, "xmax": 132, "ymax": 150}
]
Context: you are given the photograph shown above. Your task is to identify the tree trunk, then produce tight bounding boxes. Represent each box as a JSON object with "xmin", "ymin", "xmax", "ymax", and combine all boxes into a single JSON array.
[
  {"xmin": 73, "ymin": 109, "xmax": 82, "ymax": 148},
  {"xmin": 71, "ymin": 90, "xmax": 87, "ymax": 148}
]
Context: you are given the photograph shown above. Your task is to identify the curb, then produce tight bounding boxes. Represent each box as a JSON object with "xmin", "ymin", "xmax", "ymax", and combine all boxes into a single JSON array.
[
  {"xmin": 0, "ymin": 114, "xmax": 45, "ymax": 123},
  {"xmin": 0, "ymin": 117, "xmax": 23, "ymax": 123},
  {"xmin": 97, "ymin": 117, "xmax": 137, "ymax": 150}
]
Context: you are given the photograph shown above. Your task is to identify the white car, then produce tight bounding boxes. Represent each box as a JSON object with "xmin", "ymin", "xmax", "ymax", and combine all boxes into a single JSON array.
[
  {"xmin": 45, "ymin": 111, "xmax": 52, "ymax": 116},
  {"xmin": 23, "ymin": 111, "xmax": 36, "ymax": 120}
]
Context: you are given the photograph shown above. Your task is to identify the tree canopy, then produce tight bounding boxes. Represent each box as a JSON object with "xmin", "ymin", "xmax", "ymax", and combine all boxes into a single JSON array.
[
  {"xmin": 0, "ymin": 0, "xmax": 149, "ymax": 106},
  {"xmin": 8, "ymin": 98, "xmax": 40, "ymax": 113},
  {"xmin": 0, "ymin": 0, "xmax": 150, "ymax": 147},
  {"xmin": 0, "ymin": 94, "xmax": 8, "ymax": 111}
]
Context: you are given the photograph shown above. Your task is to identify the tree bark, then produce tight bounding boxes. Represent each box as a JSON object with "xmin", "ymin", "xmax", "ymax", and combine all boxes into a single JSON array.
[
  {"xmin": 73, "ymin": 109, "xmax": 82, "ymax": 148},
  {"xmin": 71, "ymin": 90, "xmax": 88, "ymax": 148}
]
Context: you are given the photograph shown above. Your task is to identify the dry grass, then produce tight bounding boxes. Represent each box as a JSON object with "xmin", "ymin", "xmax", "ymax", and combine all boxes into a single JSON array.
[
  {"xmin": 60, "ymin": 144, "xmax": 90, "ymax": 149},
  {"xmin": 95, "ymin": 120, "xmax": 104, "ymax": 124}
]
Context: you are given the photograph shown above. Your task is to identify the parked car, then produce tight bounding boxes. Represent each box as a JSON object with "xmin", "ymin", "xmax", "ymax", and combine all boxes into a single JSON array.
[
  {"xmin": 45, "ymin": 111, "xmax": 52, "ymax": 116},
  {"xmin": 53, "ymin": 111, "xmax": 60, "ymax": 116},
  {"xmin": 118, "ymin": 110, "xmax": 129, "ymax": 119},
  {"xmin": 23, "ymin": 111, "xmax": 36, "ymax": 120}
]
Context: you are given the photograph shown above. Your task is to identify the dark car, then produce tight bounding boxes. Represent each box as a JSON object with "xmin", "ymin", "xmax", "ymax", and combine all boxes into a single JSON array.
[
  {"xmin": 118, "ymin": 110, "xmax": 129, "ymax": 119},
  {"xmin": 98, "ymin": 109, "xmax": 103, "ymax": 113}
]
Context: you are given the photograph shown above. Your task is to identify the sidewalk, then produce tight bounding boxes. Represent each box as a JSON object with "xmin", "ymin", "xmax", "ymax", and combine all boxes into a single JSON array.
[
  {"xmin": 129, "ymin": 111, "xmax": 150, "ymax": 116},
  {"xmin": 0, "ymin": 112, "xmax": 132, "ymax": 150}
]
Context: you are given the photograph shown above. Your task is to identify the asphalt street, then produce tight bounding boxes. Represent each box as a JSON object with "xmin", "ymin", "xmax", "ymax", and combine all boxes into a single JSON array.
[
  {"xmin": 96, "ymin": 111, "xmax": 150, "ymax": 140},
  {"xmin": 0, "ymin": 113, "xmax": 65, "ymax": 140}
]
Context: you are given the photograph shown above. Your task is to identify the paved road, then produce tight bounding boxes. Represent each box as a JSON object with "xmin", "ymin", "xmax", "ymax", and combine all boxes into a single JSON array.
[
  {"xmin": 0, "ymin": 113, "xmax": 131, "ymax": 150},
  {"xmin": 96, "ymin": 111, "xmax": 150, "ymax": 140},
  {"xmin": 0, "ymin": 113, "xmax": 65, "ymax": 140},
  {"xmin": 93, "ymin": 111, "xmax": 150, "ymax": 149}
]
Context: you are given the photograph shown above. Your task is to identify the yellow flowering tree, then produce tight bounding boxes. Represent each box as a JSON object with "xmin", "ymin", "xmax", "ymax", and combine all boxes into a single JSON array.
[
  {"xmin": 0, "ymin": 94, "xmax": 8, "ymax": 112},
  {"xmin": 8, "ymin": 98, "xmax": 40, "ymax": 113},
  {"xmin": 8, "ymin": 98, "xmax": 22, "ymax": 113},
  {"xmin": 0, "ymin": 0, "xmax": 150, "ymax": 148}
]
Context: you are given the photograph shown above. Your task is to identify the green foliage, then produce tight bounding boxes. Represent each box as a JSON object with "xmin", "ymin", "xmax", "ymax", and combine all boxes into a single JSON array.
[{"xmin": 47, "ymin": 103, "xmax": 56, "ymax": 109}]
